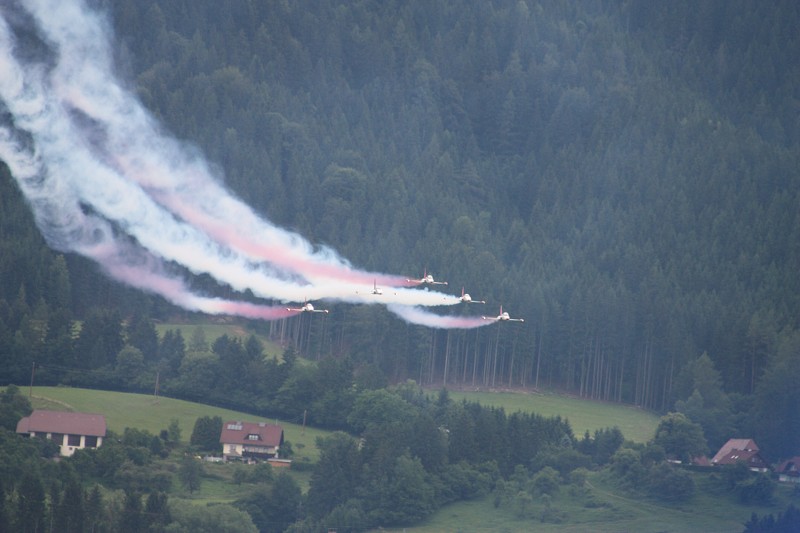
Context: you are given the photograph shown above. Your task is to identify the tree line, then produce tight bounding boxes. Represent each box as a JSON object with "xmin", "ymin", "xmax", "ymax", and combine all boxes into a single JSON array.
[
  {"xmin": 2, "ymin": 0, "xmax": 799, "ymax": 469},
  {"xmin": 3, "ymin": 378, "xmax": 793, "ymax": 532}
]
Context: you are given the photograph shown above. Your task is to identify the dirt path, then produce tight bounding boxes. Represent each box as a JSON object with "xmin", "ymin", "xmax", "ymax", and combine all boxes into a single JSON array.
[{"xmin": 31, "ymin": 394, "xmax": 75, "ymax": 411}]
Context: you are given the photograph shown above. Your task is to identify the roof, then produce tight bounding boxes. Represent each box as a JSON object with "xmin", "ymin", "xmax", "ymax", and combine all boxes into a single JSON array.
[
  {"xmin": 219, "ymin": 420, "xmax": 283, "ymax": 447},
  {"xmin": 711, "ymin": 438, "xmax": 759, "ymax": 464},
  {"xmin": 16, "ymin": 410, "xmax": 107, "ymax": 437},
  {"xmin": 776, "ymin": 457, "xmax": 800, "ymax": 476},
  {"xmin": 714, "ymin": 448, "xmax": 767, "ymax": 467}
]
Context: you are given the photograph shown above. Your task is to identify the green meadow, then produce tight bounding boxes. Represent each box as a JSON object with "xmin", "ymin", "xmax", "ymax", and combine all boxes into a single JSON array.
[
  {"xmin": 400, "ymin": 391, "xmax": 795, "ymax": 533},
  {"xmin": 19, "ymin": 386, "xmax": 798, "ymax": 530},
  {"xmin": 25, "ymin": 385, "xmax": 659, "ymax": 467},
  {"xmin": 443, "ymin": 389, "xmax": 660, "ymax": 443},
  {"xmin": 28, "ymin": 386, "xmax": 328, "ymax": 466},
  {"xmin": 403, "ymin": 469, "xmax": 798, "ymax": 533}
]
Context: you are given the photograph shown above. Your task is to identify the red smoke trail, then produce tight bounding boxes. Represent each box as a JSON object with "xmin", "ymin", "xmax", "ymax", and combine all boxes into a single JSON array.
[
  {"xmin": 17, "ymin": 0, "xmax": 437, "ymax": 292},
  {"xmin": 0, "ymin": 0, "xmax": 494, "ymax": 327},
  {"xmin": 57, "ymin": 100, "xmax": 412, "ymax": 288},
  {"xmin": 144, "ymin": 187, "xmax": 409, "ymax": 286},
  {"xmin": 86, "ymin": 240, "xmax": 299, "ymax": 320}
]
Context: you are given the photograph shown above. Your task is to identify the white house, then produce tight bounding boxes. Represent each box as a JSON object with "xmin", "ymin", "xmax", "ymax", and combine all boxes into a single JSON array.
[
  {"xmin": 219, "ymin": 420, "xmax": 284, "ymax": 463},
  {"xmin": 17, "ymin": 410, "xmax": 107, "ymax": 457}
]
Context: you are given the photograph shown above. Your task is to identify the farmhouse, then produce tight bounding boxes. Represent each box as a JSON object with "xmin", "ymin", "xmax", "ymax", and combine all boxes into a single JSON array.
[
  {"xmin": 220, "ymin": 420, "xmax": 284, "ymax": 463},
  {"xmin": 711, "ymin": 438, "xmax": 769, "ymax": 472},
  {"xmin": 776, "ymin": 457, "xmax": 800, "ymax": 483},
  {"xmin": 16, "ymin": 410, "xmax": 106, "ymax": 457}
]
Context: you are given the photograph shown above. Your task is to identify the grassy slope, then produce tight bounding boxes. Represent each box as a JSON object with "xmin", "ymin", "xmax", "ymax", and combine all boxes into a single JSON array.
[
  {"xmin": 444, "ymin": 389, "xmax": 660, "ymax": 443},
  {"xmin": 405, "ymin": 471, "xmax": 798, "ymax": 533},
  {"xmin": 20, "ymin": 387, "xmax": 797, "ymax": 529},
  {"xmin": 411, "ymin": 390, "xmax": 798, "ymax": 533},
  {"xmin": 28, "ymin": 386, "xmax": 328, "ymax": 465},
  {"xmin": 26, "ymin": 386, "xmax": 659, "ymax": 466}
]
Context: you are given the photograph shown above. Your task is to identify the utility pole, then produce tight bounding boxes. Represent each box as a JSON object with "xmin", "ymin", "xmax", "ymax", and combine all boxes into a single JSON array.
[
  {"xmin": 29, "ymin": 361, "xmax": 35, "ymax": 398},
  {"xmin": 154, "ymin": 370, "xmax": 160, "ymax": 399},
  {"xmin": 302, "ymin": 409, "xmax": 307, "ymax": 435}
]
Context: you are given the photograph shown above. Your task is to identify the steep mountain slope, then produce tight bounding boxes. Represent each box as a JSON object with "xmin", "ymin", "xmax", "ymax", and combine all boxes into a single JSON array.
[{"xmin": 2, "ymin": 1, "xmax": 799, "ymax": 420}]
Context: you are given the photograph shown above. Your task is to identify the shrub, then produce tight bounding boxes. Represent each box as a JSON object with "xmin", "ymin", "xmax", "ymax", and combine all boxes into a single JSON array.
[{"xmin": 647, "ymin": 463, "xmax": 695, "ymax": 502}]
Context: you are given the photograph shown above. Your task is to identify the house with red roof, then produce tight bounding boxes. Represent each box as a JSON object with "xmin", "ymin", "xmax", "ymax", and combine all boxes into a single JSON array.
[
  {"xmin": 711, "ymin": 438, "xmax": 769, "ymax": 472},
  {"xmin": 219, "ymin": 420, "xmax": 285, "ymax": 464},
  {"xmin": 776, "ymin": 457, "xmax": 800, "ymax": 484},
  {"xmin": 17, "ymin": 410, "xmax": 106, "ymax": 457}
]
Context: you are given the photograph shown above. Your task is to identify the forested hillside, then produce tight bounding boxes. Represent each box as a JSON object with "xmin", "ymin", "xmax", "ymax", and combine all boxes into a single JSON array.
[{"xmin": 2, "ymin": 0, "xmax": 799, "ymax": 460}]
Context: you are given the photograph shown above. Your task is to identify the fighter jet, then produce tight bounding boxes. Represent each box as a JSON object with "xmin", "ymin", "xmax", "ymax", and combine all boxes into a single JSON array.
[
  {"xmin": 407, "ymin": 267, "xmax": 447, "ymax": 286},
  {"xmin": 482, "ymin": 305, "xmax": 523, "ymax": 322},
  {"xmin": 286, "ymin": 300, "xmax": 328, "ymax": 313},
  {"xmin": 459, "ymin": 287, "xmax": 485, "ymax": 304},
  {"xmin": 371, "ymin": 280, "xmax": 383, "ymax": 295},
  {"xmin": 357, "ymin": 280, "xmax": 383, "ymax": 296}
]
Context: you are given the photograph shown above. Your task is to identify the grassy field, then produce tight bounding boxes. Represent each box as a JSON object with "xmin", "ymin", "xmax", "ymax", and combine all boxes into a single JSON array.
[
  {"xmin": 25, "ymin": 386, "xmax": 658, "ymax": 463},
  {"xmin": 442, "ymin": 389, "xmax": 660, "ymax": 443},
  {"xmin": 389, "ymin": 390, "xmax": 795, "ymax": 533},
  {"xmin": 16, "ymin": 386, "xmax": 798, "ymax": 530},
  {"xmin": 398, "ymin": 470, "xmax": 798, "ymax": 533},
  {"xmin": 27, "ymin": 386, "xmax": 329, "ymax": 466}
]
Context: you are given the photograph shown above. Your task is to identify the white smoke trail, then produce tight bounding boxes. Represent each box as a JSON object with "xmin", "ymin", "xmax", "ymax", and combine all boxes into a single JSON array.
[
  {"xmin": 23, "ymin": 0, "xmax": 408, "ymax": 289},
  {"xmin": 0, "ymin": 0, "xmax": 490, "ymax": 328},
  {"xmin": 387, "ymin": 305, "xmax": 490, "ymax": 329},
  {"xmin": 0, "ymin": 108, "xmax": 299, "ymax": 319}
]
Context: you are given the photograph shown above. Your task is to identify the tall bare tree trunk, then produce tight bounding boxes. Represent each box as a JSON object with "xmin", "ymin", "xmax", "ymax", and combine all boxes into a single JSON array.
[
  {"xmin": 535, "ymin": 331, "xmax": 542, "ymax": 389},
  {"xmin": 491, "ymin": 327, "xmax": 500, "ymax": 387},
  {"xmin": 443, "ymin": 331, "xmax": 452, "ymax": 386},
  {"xmin": 472, "ymin": 330, "xmax": 480, "ymax": 386}
]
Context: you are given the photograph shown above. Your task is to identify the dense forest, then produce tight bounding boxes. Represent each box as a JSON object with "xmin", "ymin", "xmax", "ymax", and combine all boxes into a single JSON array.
[{"xmin": 1, "ymin": 0, "xmax": 799, "ymax": 464}]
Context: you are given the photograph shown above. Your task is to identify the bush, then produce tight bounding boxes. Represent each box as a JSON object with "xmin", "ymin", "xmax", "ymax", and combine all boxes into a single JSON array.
[
  {"xmin": 247, "ymin": 462, "xmax": 274, "ymax": 484},
  {"xmin": 532, "ymin": 466, "xmax": 561, "ymax": 496},
  {"xmin": 438, "ymin": 462, "xmax": 492, "ymax": 502},
  {"xmin": 647, "ymin": 463, "xmax": 695, "ymax": 502},
  {"xmin": 569, "ymin": 467, "xmax": 589, "ymax": 487},
  {"xmin": 0, "ymin": 385, "xmax": 32, "ymax": 430},
  {"xmin": 190, "ymin": 416, "xmax": 223, "ymax": 452},
  {"xmin": 609, "ymin": 447, "xmax": 646, "ymax": 487},
  {"xmin": 532, "ymin": 447, "xmax": 592, "ymax": 477},
  {"xmin": 736, "ymin": 472, "xmax": 774, "ymax": 504}
]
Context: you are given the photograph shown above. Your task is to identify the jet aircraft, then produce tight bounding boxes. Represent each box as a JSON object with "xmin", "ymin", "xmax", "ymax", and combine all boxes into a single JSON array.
[
  {"xmin": 407, "ymin": 268, "xmax": 447, "ymax": 286},
  {"xmin": 356, "ymin": 280, "xmax": 383, "ymax": 295},
  {"xmin": 482, "ymin": 305, "xmax": 523, "ymax": 322},
  {"xmin": 287, "ymin": 300, "xmax": 328, "ymax": 313},
  {"xmin": 459, "ymin": 287, "xmax": 485, "ymax": 304},
  {"xmin": 372, "ymin": 280, "xmax": 383, "ymax": 295}
]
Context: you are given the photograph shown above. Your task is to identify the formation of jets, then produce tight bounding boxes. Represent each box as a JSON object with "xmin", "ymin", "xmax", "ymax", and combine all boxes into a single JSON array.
[{"xmin": 287, "ymin": 268, "xmax": 524, "ymax": 324}]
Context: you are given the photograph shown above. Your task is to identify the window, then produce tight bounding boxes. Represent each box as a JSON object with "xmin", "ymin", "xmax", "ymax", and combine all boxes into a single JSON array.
[
  {"xmin": 84, "ymin": 435, "xmax": 98, "ymax": 448},
  {"xmin": 227, "ymin": 423, "xmax": 242, "ymax": 430},
  {"xmin": 247, "ymin": 434, "xmax": 260, "ymax": 441},
  {"xmin": 67, "ymin": 434, "xmax": 81, "ymax": 446}
]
